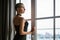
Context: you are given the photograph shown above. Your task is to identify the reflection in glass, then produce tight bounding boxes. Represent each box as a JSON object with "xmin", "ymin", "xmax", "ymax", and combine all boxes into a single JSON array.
[{"xmin": 36, "ymin": 0, "xmax": 53, "ymax": 18}]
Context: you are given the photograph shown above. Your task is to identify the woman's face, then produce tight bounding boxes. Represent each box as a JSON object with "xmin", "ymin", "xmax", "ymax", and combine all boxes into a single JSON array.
[{"xmin": 17, "ymin": 5, "xmax": 25, "ymax": 13}]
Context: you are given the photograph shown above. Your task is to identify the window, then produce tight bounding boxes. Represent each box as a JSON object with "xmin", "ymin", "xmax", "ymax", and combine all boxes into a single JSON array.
[{"xmin": 36, "ymin": 0, "xmax": 60, "ymax": 40}]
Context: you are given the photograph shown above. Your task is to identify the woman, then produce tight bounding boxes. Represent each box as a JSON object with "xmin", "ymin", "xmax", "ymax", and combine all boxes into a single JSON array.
[{"xmin": 13, "ymin": 3, "xmax": 35, "ymax": 40}]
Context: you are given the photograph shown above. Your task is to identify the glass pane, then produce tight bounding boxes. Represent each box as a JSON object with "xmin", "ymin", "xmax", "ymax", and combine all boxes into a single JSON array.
[
  {"xmin": 36, "ymin": 0, "xmax": 53, "ymax": 18},
  {"xmin": 36, "ymin": 19, "xmax": 53, "ymax": 29},
  {"xmin": 16, "ymin": 0, "xmax": 19, "ymax": 3},
  {"xmin": 55, "ymin": 0, "xmax": 60, "ymax": 16},
  {"xmin": 37, "ymin": 30, "xmax": 53, "ymax": 40},
  {"xmin": 21, "ymin": 0, "xmax": 31, "ymax": 19},
  {"xmin": 55, "ymin": 29, "xmax": 60, "ymax": 40},
  {"xmin": 56, "ymin": 18, "xmax": 60, "ymax": 28},
  {"xmin": 36, "ymin": 19, "xmax": 53, "ymax": 40},
  {"xmin": 55, "ymin": 18, "xmax": 60, "ymax": 40},
  {"xmin": 26, "ymin": 21, "xmax": 31, "ymax": 40}
]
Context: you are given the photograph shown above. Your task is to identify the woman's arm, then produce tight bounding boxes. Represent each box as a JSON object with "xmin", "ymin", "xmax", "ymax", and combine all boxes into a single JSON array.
[{"xmin": 19, "ymin": 17, "xmax": 32, "ymax": 35}]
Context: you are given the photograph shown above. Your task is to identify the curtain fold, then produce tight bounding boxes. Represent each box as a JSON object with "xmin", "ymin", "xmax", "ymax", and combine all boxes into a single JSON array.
[
  {"xmin": 2, "ymin": 0, "xmax": 8, "ymax": 40},
  {"xmin": 0, "ymin": 0, "xmax": 16, "ymax": 40},
  {"xmin": 0, "ymin": 0, "xmax": 2, "ymax": 40}
]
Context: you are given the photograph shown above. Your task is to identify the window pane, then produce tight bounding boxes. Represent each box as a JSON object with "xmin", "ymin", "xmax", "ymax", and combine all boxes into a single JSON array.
[
  {"xmin": 37, "ymin": 30, "xmax": 53, "ymax": 40},
  {"xmin": 55, "ymin": 29, "xmax": 60, "ymax": 40},
  {"xmin": 16, "ymin": 0, "xmax": 19, "ymax": 3},
  {"xmin": 56, "ymin": 0, "xmax": 60, "ymax": 16},
  {"xmin": 36, "ymin": 0, "xmax": 53, "ymax": 18},
  {"xmin": 56, "ymin": 18, "xmax": 60, "ymax": 28},
  {"xmin": 55, "ymin": 18, "xmax": 60, "ymax": 40},
  {"xmin": 26, "ymin": 21, "xmax": 31, "ymax": 40},
  {"xmin": 36, "ymin": 19, "xmax": 53, "ymax": 29},
  {"xmin": 21, "ymin": 0, "xmax": 31, "ymax": 19},
  {"xmin": 36, "ymin": 19, "xmax": 53, "ymax": 40}
]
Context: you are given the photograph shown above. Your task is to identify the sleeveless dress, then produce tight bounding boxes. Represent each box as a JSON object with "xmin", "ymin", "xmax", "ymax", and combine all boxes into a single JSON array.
[{"xmin": 13, "ymin": 21, "xmax": 29, "ymax": 40}]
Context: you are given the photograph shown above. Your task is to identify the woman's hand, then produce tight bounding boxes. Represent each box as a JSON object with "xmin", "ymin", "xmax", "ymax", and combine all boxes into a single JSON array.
[{"xmin": 31, "ymin": 27, "xmax": 35, "ymax": 34}]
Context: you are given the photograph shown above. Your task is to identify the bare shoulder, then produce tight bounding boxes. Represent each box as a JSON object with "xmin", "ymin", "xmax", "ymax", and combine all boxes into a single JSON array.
[
  {"xmin": 19, "ymin": 17, "xmax": 24, "ymax": 20},
  {"xmin": 19, "ymin": 17, "xmax": 25, "ymax": 22},
  {"xmin": 13, "ymin": 16, "xmax": 25, "ymax": 25},
  {"xmin": 13, "ymin": 16, "xmax": 24, "ymax": 20}
]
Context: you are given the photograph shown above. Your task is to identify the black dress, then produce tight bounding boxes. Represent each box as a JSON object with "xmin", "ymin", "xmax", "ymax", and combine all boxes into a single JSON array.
[{"xmin": 13, "ymin": 21, "xmax": 29, "ymax": 40}]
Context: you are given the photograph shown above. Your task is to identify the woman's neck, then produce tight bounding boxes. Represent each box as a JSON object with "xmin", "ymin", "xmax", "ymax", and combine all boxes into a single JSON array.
[{"xmin": 17, "ymin": 14, "xmax": 21, "ymax": 16}]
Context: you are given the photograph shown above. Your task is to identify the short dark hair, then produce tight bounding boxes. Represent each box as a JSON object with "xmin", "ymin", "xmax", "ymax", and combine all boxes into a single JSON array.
[{"xmin": 15, "ymin": 3, "xmax": 24, "ymax": 11}]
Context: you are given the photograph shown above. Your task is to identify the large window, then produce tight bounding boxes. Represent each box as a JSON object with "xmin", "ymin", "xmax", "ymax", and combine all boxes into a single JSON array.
[{"xmin": 36, "ymin": 0, "xmax": 60, "ymax": 40}]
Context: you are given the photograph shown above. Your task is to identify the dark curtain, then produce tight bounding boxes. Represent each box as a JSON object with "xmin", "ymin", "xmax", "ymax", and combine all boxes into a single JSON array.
[
  {"xmin": 0, "ymin": 0, "xmax": 2, "ymax": 40},
  {"xmin": 0, "ymin": 0, "xmax": 16, "ymax": 40},
  {"xmin": 1, "ymin": 0, "xmax": 8, "ymax": 40}
]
